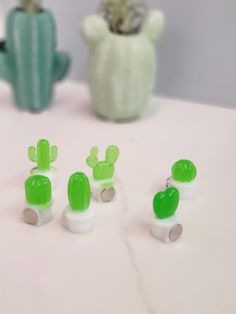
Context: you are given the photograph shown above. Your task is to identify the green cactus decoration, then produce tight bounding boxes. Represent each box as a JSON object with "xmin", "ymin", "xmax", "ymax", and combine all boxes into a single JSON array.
[
  {"xmin": 0, "ymin": 5, "xmax": 70, "ymax": 111},
  {"xmin": 172, "ymin": 160, "xmax": 197, "ymax": 183},
  {"xmin": 153, "ymin": 187, "xmax": 179, "ymax": 220},
  {"xmin": 68, "ymin": 172, "xmax": 91, "ymax": 212},
  {"xmin": 86, "ymin": 145, "xmax": 120, "ymax": 181},
  {"xmin": 28, "ymin": 139, "xmax": 58, "ymax": 171},
  {"xmin": 25, "ymin": 175, "xmax": 52, "ymax": 207}
]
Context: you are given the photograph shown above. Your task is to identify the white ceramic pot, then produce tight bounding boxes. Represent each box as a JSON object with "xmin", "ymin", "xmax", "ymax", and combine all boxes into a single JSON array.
[
  {"xmin": 151, "ymin": 215, "xmax": 183, "ymax": 243},
  {"xmin": 82, "ymin": 11, "xmax": 165, "ymax": 120},
  {"xmin": 23, "ymin": 203, "xmax": 52, "ymax": 227},
  {"xmin": 90, "ymin": 178, "xmax": 116, "ymax": 202}
]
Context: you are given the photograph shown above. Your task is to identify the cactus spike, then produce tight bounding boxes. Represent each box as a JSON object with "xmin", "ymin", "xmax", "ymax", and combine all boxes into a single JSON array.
[
  {"xmin": 68, "ymin": 172, "xmax": 91, "ymax": 212},
  {"xmin": 86, "ymin": 146, "xmax": 99, "ymax": 169},
  {"xmin": 105, "ymin": 145, "xmax": 120, "ymax": 165},
  {"xmin": 25, "ymin": 175, "xmax": 52, "ymax": 207},
  {"xmin": 28, "ymin": 146, "xmax": 38, "ymax": 162},
  {"xmin": 50, "ymin": 146, "xmax": 58, "ymax": 163}
]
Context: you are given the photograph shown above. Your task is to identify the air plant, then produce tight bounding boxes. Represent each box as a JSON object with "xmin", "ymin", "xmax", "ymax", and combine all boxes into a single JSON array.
[
  {"xmin": 98, "ymin": 0, "xmax": 148, "ymax": 34},
  {"xmin": 20, "ymin": 0, "xmax": 42, "ymax": 12}
]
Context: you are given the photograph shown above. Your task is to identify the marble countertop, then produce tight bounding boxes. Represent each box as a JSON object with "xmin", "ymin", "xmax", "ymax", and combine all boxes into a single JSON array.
[{"xmin": 0, "ymin": 81, "xmax": 235, "ymax": 314}]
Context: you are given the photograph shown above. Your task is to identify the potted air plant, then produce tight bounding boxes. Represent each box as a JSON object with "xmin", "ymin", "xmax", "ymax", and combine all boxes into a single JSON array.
[
  {"xmin": 82, "ymin": 0, "xmax": 165, "ymax": 121},
  {"xmin": 0, "ymin": 0, "xmax": 70, "ymax": 111},
  {"xmin": 28, "ymin": 139, "xmax": 58, "ymax": 189},
  {"xmin": 86, "ymin": 145, "xmax": 120, "ymax": 202},
  {"xmin": 62, "ymin": 172, "xmax": 94, "ymax": 234},
  {"xmin": 151, "ymin": 187, "xmax": 183, "ymax": 243},
  {"xmin": 23, "ymin": 175, "xmax": 53, "ymax": 226},
  {"xmin": 167, "ymin": 159, "xmax": 197, "ymax": 200}
]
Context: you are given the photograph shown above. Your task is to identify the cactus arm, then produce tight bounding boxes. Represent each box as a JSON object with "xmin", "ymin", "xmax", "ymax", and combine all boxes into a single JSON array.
[
  {"xmin": 105, "ymin": 145, "xmax": 120, "ymax": 165},
  {"xmin": 142, "ymin": 10, "xmax": 165, "ymax": 44},
  {"xmin": 28, "ymin": 146, "xmax": 38, "ymax": 163},
  {"xmin": 86, "ymin": 147, "xmax": 99, "ymax": 168},
  {"xmin": 0, "ymin": 52, "xmax": 13, "ymax": 84},
  {"xmin": 82, "ymin": 15, "xmax": 109, "ymax": 47},
  {"xmin": 50, "ymin": 146, "xmax": 58, "ymax": 163},
  {"xmin": 53, "ymin": 51, "xmax": 70, "ymax": 82}
]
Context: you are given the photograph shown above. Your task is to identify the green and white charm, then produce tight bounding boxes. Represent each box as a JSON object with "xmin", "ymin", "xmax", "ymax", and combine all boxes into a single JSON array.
[
  {"xmin": 62, "ymin": 172, "xmax": 94, "ymax": 234},
  {"xmin": 86, "ymin": 145, "xmax": 120, "ymax": 202},
  {"xmin": 151, "ymin": 187, "xmax": 183, "ymax": 243},
  {"xmin": 28, "ymin": 139, "xmax": 58, "ymax": 189},
  {"xmin": 23, "ymin": 175, "xmax": 53, "ymax": 227},
  {"xmin": 167, "ymin": 160, "xmax": 197, "ymax": 200}
]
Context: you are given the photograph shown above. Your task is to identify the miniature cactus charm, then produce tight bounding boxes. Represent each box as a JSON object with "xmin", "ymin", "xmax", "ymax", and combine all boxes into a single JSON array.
[
  {"xmin": 86, "ymin": 145, "xmax": 120, "ymax": 202},
  {"xmin": 167, "ymin": 159, "xmax": 197, "ymax": 200},
  {"xmin": 23, "ymin": 175, "xmax": 53, "ymax": 226},
  {"xmin": 0, "ymin": 3, "xmax": 70, "ymax": 111},
  {"xmin": 62, "ymin": 172, "xmax": 94, "ymax": 234},
  {"xmin": 28, "ymin": 139, "xmax": 58, "ymax": 189},
  {"xmin": 151, "ymin": 187, "xmax": 183, "ymax": 243}
]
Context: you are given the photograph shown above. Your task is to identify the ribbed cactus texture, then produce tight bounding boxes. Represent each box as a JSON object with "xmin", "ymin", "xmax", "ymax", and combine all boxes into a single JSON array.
[
  {"xmin": 86, "ymin": 145, "xmax": 120, "ymax": 181},
  {"xmin": 0, "ymin": 8, "xmax": 70, "ymax": 111},
  {"xmin": 28, "ymin": 139, "xmax": 58, "ymax": 171},
  {"xmin": 25, "ymin": 175, "xmax": 52, "ymax": 206},
  {"xmin": 68, "ymin": 172, "xmax": 91, "ymax": 212},
  {"xmin": 172, "ymin": 160, "xmax": 197, "ymax": 183}
]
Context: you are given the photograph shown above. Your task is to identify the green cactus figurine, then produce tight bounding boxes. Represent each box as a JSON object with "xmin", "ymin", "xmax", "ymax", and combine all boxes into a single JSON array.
[
  {"xmin": 86, "ymin": 145, "xmax": 120, "ymax": 181},
  {"xmin": 0, "ymin": 0, "xmax": 70, "ymax": 111},
  {"xmin": 28, "ymin": 139, "xmax": 58, "ymax": 171},
  {"xmin": 25, "ymin": 175, "xmax": 52, "ymax": 207},
  {"xmin": 68, "ymin": 172, "xmax": 91, "ymax": 212},
  {"xmin": 171, "ymin": 160, "xmax": 197, "ymax": 183}
]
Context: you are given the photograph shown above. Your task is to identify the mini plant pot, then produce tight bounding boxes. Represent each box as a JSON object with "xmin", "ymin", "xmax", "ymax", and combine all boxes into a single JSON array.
[
  {"xmin": 168, "ymin": 160, "xmax": 197, "ymax": 200},
  {"xmin": 28, "ymin": 139, "xmax": 58, "ymax": 189},
  {"xmin": 152, "ymin": 187, "xmax": 182, "ymax": 243},
  {"xmin": 62, "ymin": 172, "xmax": 94, "ymax": 234},
  {"xmin": 86, "ymin": 146, "xmax": 120, "ymax": 203},
  {"xmin": 0, "ymin": 7, "xmax": 70, "ymax": 111},
  {"xmin": 23, "ymin": 175, "xmax": 53, "ymax": 227},
  {"xmin": 82, "ymin": 11, "xmax": 165, "ymax": 120}
]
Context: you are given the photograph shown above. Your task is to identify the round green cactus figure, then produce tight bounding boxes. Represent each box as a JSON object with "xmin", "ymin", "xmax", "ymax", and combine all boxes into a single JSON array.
[
  {"xmin": 86, "ymin": 145, "xmax": 120, "ymax": 181},
  {"xmin": 172, "ymin": 160, "xmax": 197, "ymax": 183},
  {"xmin": 153, "ymin": 187, "xmax": 179, "ymax": 220},
  {"xmin": 68, "ymin": 172, "xmax": 91, "ymax": 212},
  {"xmin": 25, "ymin": 175, "xmax": 52, "ymax": 207}
]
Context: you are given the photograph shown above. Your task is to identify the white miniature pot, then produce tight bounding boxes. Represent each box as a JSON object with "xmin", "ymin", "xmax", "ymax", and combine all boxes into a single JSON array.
[
  {"xmin": 82, "ymin": 11, "xmax": 165, "ymax": 120},
  {"xmin": 90, "ymin": 178, "xmax": 116, "ymax": 203},
  {"xmin": 62, "ymin": 206, "xmax": 95, "ymax": 234},
  {"xmin": 31, "ymin": 167, "xmax": 58, "ymax": 190},
  {"xmin": 151, "ymin": 215, "xmax": 183, "ymax": 243},
  {"xmin": 23, "ymin": 202, "xmax": 52, "ymax": 227},
  {"xmin": 168, "ymin": 177, "xmax": 196, "ymax": 200}
]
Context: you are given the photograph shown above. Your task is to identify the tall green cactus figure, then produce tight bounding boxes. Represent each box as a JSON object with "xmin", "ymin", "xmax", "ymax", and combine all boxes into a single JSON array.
[
  {"xmin": 28, "ymin": 139, "xmax": 58, "ymax": 171},
  {"xmin": 68, "ymin": 172, "xmax": 91, "ymax": 212},
  {"xmin": 0, "ymin": 0, "xmax": 70, "ymax": 111},
  {"xmin": 86, "ymin": 145, "xmax": 120, "ymax": 181},
  {"xmin": 25, "ymin": 175, "xmax": 52, "ymax": 207}
]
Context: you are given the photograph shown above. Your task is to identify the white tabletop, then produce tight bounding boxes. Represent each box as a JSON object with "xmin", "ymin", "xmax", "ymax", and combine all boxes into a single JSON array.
[{"xmin": 0, "ymin": 81, "xmax": 235, "ymax": 314}]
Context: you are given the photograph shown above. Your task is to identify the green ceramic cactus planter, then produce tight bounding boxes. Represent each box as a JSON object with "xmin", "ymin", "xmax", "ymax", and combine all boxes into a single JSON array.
[
  {"xmin": 0, "ymin": 4, "xmax": 70, "ymax": 111},
  {"xmin": 82, "ymin": 9, "xmax": 165, "ymax": 121}
]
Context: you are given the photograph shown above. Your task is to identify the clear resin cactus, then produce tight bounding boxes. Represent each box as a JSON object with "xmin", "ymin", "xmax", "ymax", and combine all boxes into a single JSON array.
[
  {"xmin": 172, "ymin": 160, "xmax": 197, "ymax": 183},
  {"xmin": 25, "ymin": 175, "xmax": 52, "ymax": 207},
  {"xmin": 0, "ymin": 1, "xmax": 70, "ymax": 111},
  {"xmin": 28, "ymin": 139, "xmax": 58, "ymax": 171},
  {"xmin": 68, "ymin": 172, "xmax": 91, "ymax": 212},
  {"xmin": 153, "ymin": 187, "xmax": 179, "ymax": 220},
  {"xmin": 86, "ymin": 146, "xmax": 120, "ymax": 181}
]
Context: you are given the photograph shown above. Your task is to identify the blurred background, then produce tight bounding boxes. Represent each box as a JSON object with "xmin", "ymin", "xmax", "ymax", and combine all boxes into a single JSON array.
[{"xmin": 3, "ymin": 0, "xmax": 236, "ymax": 107}]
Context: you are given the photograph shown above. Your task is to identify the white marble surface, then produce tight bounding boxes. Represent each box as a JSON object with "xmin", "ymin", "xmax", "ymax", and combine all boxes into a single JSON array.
[{"xmin": 0, "ymin": 81, "xmax": 235, "ymax": 314}]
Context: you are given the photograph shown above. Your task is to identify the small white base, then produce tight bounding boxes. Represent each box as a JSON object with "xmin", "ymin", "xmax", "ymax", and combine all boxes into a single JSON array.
[
  {"xmin": 168, "ymin": 177, "xmax": 196, "ymax": 200},
  {"xmin": 23, "ymin": 203, "xmax": 52, "ymax": 227},
  {"xmin": 31, "ymin": 167, "xmax": 58, "ymax": 190},
  {"xmin": 91, "ymin": 178, "xmax": 116, "ymax": 203},
  {"xmin": 62, "ymin": 206, "xmax": 95, "ymax": 234},
  {"xmin": 151, "ymin": 215, "xmax": 183, "ymax": 243}
]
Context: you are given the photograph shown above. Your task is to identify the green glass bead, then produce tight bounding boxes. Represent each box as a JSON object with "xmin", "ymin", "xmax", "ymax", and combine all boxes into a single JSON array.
[
  {"xmin": 153, "ymin": 187, "xmax": 179, "ymax": 219},
  {"xmin": 172, "ymin": 159, "xmax": 197, "ymax": 183},
  {"xmin": 68, "ymin": 172, "xmax": 91, "ymax": 212},
  {"xmin": 25, "ymin": 175, "xmax": 52, "ymax": 207}
]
